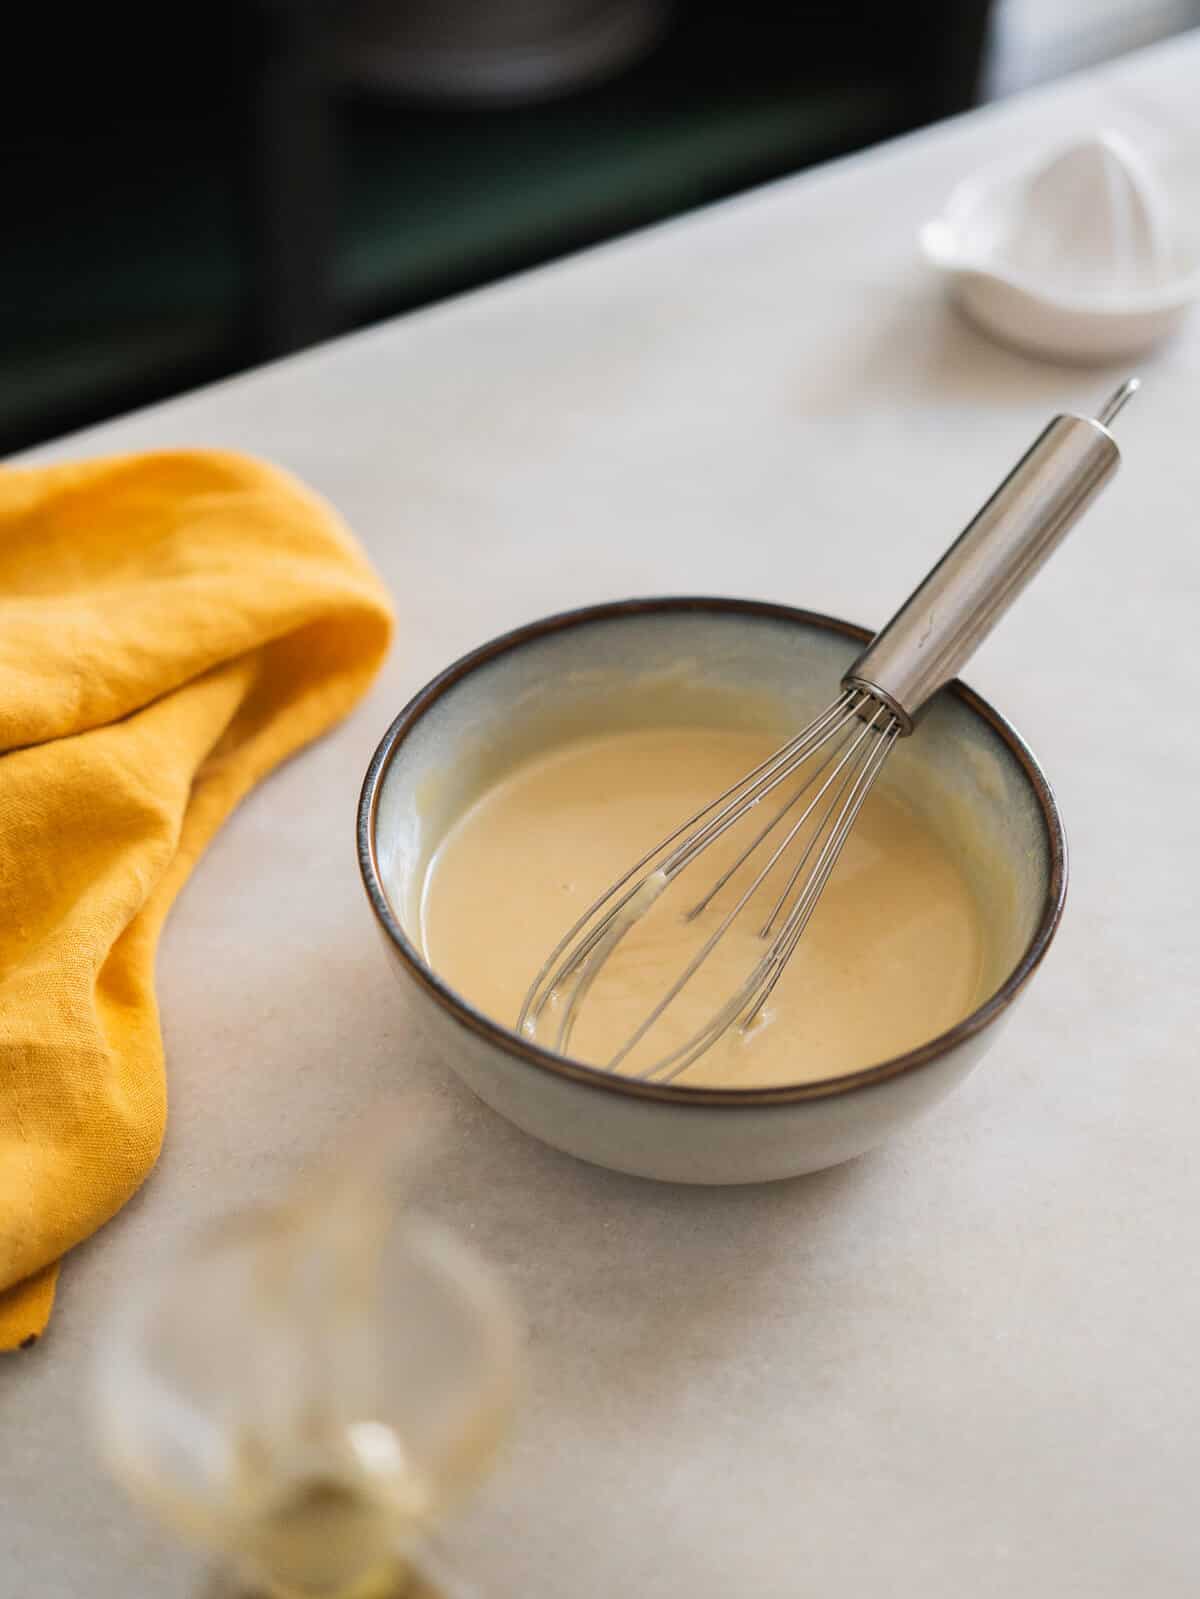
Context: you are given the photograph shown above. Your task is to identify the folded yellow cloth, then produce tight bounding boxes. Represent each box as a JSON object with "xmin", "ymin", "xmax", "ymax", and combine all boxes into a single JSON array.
[{"xmin": 0, "ymin": 450, "xmax": 393, "ymax": 1349}]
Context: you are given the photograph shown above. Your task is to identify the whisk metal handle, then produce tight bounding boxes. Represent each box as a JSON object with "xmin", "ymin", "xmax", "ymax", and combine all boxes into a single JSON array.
[{"xmin": 843, "ymin": 380, "xmax": 1136, "ymax": 731}]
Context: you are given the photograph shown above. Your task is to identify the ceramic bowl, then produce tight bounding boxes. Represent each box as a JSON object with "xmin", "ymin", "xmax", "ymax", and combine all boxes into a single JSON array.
[
  {"xmin": 919, "ymin": 132, "xmax": 1200, "ymax": 364},
  {"xmin": 357, "ymin": 599, "xmax": 1066, "ymax": 1185},
  {"xmin": 922, "ymin": 216, "xmax": 1200, "ymax": 364}
]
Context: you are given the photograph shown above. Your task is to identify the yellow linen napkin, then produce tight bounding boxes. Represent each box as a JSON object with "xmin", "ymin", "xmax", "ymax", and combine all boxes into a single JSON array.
[{"xmin": 0, "ymin": 450, "xmax": 393, "ymax": 1349}]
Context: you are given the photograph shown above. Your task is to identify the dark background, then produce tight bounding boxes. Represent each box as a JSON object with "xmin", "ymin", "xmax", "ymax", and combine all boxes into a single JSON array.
[{"xmin": 2, "ymin": 1, "xmax": 1189, "ymax": 457}]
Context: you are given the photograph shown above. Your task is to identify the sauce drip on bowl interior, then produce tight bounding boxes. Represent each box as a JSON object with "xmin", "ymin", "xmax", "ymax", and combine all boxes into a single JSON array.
[{"xmin": 420, "ymin": 727, "xmax": 986, "ymax": 1088}]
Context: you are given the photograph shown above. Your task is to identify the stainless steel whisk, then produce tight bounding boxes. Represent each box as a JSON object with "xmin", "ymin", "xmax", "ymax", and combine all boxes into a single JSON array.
[{"xmin": 519, "ymin": 381, "xmax": 1138, "ymax": 1083}]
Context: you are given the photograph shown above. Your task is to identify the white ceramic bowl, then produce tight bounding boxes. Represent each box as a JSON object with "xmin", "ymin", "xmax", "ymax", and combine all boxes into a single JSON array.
[
  {"xmin": 919, "ymin": 131, "xmax": 1200, "ymax": 364},
  {"xmin": 358, "ymin": 599, "xmax": 1066, "ymax": 1184},
  {"xmin": 922, "ymin": 215, "xmax": 1199, "ymax": 364}
]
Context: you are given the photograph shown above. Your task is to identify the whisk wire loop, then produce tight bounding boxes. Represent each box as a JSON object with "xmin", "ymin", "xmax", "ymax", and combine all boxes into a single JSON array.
[
  {"xmin": 605, "ymin": 699, "xmax": 897, "ymax": 1073},
  {"xmin": 640, "ymin": 707, "xmax": 900, "ymax": 1084},
  {"xmin": 516, "ymin": 692, "xmax": 860, "ymax": 1041},
  {"xmin": 518, "ymin": 689, "xmax": 901, "ymax": 1077}
]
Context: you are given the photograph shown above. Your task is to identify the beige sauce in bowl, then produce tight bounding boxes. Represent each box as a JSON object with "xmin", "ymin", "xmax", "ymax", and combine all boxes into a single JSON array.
[{"xmin": 420, "ymin": 727, "xmax": 986, "ymax": 1087}]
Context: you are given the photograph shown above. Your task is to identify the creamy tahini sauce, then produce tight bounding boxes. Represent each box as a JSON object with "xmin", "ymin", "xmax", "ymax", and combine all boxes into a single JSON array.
[{"xmin": 420, "ymin": 728, "xmax": 985, "ymax": 1087}]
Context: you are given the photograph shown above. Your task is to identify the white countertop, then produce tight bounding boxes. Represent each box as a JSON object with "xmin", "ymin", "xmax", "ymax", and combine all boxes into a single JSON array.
[{"xmin": 6, "ymin": 34, "xmax": 1199, "ymax": 1597}]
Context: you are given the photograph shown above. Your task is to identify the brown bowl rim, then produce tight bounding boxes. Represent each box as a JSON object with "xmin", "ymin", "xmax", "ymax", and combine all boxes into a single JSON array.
[{"xmin": 357, "ymin": 596, "xmax": 1067, "ymax": 1108}]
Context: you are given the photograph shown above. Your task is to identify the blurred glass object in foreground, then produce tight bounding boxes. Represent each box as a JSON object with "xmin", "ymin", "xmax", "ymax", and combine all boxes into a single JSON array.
[{"xmin": 91, "ymin": 1115, "xmax": 520, "ymax": 1599}]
